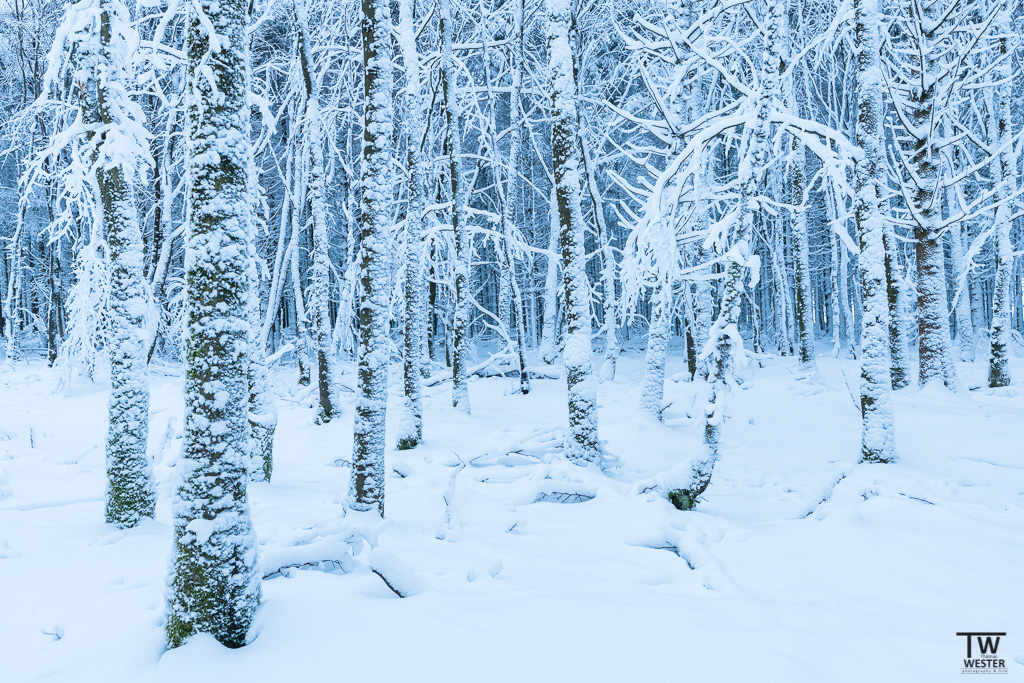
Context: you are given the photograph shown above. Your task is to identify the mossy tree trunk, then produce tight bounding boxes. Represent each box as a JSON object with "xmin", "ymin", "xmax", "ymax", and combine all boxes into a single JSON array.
[{"xmin": 166, "ymin": 0, "xmax": 261, "ymax": 648}]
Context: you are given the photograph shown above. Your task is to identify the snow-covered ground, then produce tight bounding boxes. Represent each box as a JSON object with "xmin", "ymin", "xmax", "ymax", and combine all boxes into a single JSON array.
[{"xmin": 1, "ymin": 349, "xmax": 1021, "ymax": 681}]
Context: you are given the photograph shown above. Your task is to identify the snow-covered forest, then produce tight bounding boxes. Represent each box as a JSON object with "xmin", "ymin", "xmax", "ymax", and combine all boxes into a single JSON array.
[{"xmin": 0, "ymin": 0, "xmax": 1021, "ymax": 677}]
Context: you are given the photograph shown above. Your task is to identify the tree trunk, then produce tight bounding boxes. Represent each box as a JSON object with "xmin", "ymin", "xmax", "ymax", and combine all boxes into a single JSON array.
[
  {"xmin": 90, "ymin": 0, "xmax": 156, "ymax": 524},
  {"xmin": 987, "ymin": 3, "xmax": 1015, "ymax": 388},
  {"xmin": 547, "ymin": 0, "xmax": 599, "ymax": 461},
  {"xmin": 167, "ymin": 0, "xmax": 261, "ymax": 648},
  {"xmin": 397, "ymin": 0, "xmax": 427, "ymax": 448},
  {"xmin": 641, "ymin": 281, "xmax": 671, "ymax": 419},
  {"xmin": 789, "ymin": 144, "xmax": 816, "ymax": 374},
  {"xmin": 539, "ymin": 187, "xmax": 560, "ymax": 363},
  {"xmin": 441, "ymin": 0, "xmax": 471, "ymax": 413},
  {"xmin": 853, "ymin": 0, "xmax": 895, "ymax": 462},
  {"xmin": 297, "ymin": 0, "xmax": 338, "ymax": 421},
  {"xmin": 350, "ymin": 0, "xmax": 394, "ymax": 515},
  {"xmin": 949, "ymin": 222, "xmax": 975, "ymax": 362}
]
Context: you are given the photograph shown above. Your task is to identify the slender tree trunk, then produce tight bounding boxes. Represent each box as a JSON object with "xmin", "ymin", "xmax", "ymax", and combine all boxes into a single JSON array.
[
  {"xmin": 904, "ymin": 0, "xmax": 958, "ymax": 389},
  {"xmin": 350, "ymin": 0, "xmax": 394, "ymax": 515},
  {"xmin": 883, "ymin": 220, "xmax": 911, "ymax": 388},
  {"xmin": 693, "ymin": 248, "xmax": 713, "ymax": 379},
  {"xmin": 486, "ymin": 0, "xmax": 530, "ymax": 394},
  {"xmin": 441, "ymin": 0, "xmax": 471, "ymax": 412},
  {"xmin": 539, "ymin": 187, "xmax": 560, "ymax": 363},
  {"xmin": 580, "ymin": 130, "xmax": 619, "ymax": 383},
  {"xmin": 246, "ymin": 31, "xmax": 277, "ymax": 481},
  {"xmin": 829, "ymin": 229, "xmax": 842, "ymax": 357},
  {"xmin": 547, "ymin": 0, "xmax": 599, "ymax": 461},
  {"xmin": 949, "ymin": 221, "xmax": 975, "ymax": 361},
  {"xmin": 641, "ymin": 281, "xmax": 671, "ymax": 419},
  {"xmin": 784, "ymin": 2, "xmax": 815, "ymax": 375},
  {"xmin": 397, "ymin": 0, "xmax": 427, "ymax": 448},
  {"xmin": 296, "ymin": 0, "xmax": 337, "ymax": 421},
  {"xmin": 290, "ymin": 199, "xmax": 312, "ymax": 387},
  {"xmin": 987, "ymin": 2, "xmax": 1015, "ymax": 388},
  {"xmin": 789, "ymin": 143, "xmax": 816, "ymax": 374}
]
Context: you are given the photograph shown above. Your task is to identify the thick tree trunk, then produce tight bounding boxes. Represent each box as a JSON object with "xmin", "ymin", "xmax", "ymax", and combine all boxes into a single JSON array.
[
  {"xmin": 853, "ymin": 0, "xmax": 895, "ymax": 462},
  {"xmin": 167, "ymin": 0, "xmax": 261, "ymax": 648},
  {"xmin": 90, "ymin": 1, "xmax": 156, "ymax": 524},
  {"xmin": 915, "ymin": 228, "xmax": 957, "ymax": 387}
]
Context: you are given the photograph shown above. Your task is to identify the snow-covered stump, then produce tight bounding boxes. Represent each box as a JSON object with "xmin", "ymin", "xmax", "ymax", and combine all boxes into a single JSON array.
[
  {"xmin": 350, "ymin": 0, "xmax": 394, "ymax": 515},
  {"xmin": 666, "ymin": 443, "xmax": 716, "ymax": 512},
  {"xmin": 165, "ymin": 0, "xmax": 261, "ymax": 649},
  {"xmin": 547, "ymin": 0, "xmax": 599, "ymax": 462},
  {"xmin": 369, "ymin": 548, "xmax": 429, "ymax": 598}
]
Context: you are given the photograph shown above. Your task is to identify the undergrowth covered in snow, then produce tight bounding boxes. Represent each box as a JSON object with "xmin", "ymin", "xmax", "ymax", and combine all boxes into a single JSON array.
[{"xmin": 0, "ymin": 349, "xmax": 1021, "ymax": 680}]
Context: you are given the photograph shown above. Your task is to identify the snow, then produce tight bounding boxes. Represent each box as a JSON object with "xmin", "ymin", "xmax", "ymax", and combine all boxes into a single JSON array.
[{"xmin": 1, "ymin": 350, "xmax": 1022, "ymax": 680}]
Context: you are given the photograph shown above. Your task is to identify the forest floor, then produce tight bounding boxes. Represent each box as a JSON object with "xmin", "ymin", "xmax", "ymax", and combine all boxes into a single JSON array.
[{"xmin": 0, "ymin": 345, "xmax": 1021, "ymax": 681}]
